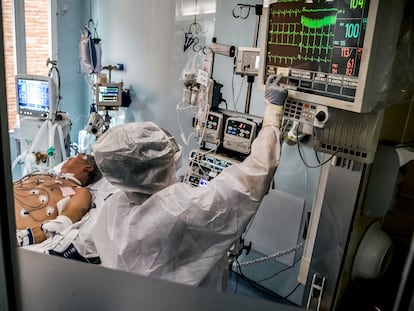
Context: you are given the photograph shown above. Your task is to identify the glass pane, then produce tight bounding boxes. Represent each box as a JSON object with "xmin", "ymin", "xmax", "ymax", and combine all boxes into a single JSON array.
[
  {"xmin": 2, "ymin": 0, "xmax": 50, "ymax": 130},
  {"xmin": 25, "ymin": 0, "xmax": 49, "ymax": 76}
]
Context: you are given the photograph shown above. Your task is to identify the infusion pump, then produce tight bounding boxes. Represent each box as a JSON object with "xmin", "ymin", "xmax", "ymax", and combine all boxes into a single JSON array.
[
  {"xmin": 223, "ymin": 117, "xmax": 258, "ymax": 155},
  {"xmin": 185, "ymin": 110, "xmax": 261, "ymax": 188},
  {"xmin": 202, "ymin": 111, "xmax": 223, "ymax": 145},
  {"xmin": 198, "ymin": 110, "xmax": 261, "ymax": 156}
]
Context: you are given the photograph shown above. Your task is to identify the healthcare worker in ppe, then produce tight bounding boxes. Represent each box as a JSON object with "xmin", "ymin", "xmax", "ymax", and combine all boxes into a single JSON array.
[{"xmin": 91, "ymin": 74, "xmax": 288, "ymax": 291}]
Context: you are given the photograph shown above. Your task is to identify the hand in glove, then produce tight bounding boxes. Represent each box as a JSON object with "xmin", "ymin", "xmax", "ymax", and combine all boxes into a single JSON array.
[
  {"xmin": 41, "ymin": 215, "xmax": 73, "ymax": 238},
  {"xmin": 263, "ymin": 74, "xmax": 288, "ymax": 128}
]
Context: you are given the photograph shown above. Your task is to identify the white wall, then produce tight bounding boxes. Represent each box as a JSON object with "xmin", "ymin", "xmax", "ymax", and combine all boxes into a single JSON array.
[
  {"xmin": 55, "ymin": 0, "xmax": 268, "ymax": 156},
  {"xmin": 81, "ymin": 0, "xmax": 263, "ymax": 156},
  {"xmin": 55, "ymin": 0, "xmax": 90, "ymax": 138}
]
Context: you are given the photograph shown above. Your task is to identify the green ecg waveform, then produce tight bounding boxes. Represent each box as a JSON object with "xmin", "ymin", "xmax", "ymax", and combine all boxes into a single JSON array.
[
  {"xmin": 267, "ymin": 54, "xmax": 296, "ymax": 65},
  {"xmin": 301, "ymin": 15, "xmax": 337, "ymax": 29},
  {"xmin": 271, "ymin": 8, "xmax": 302, "ymax": 18},
  {"xmin": 302, "ymin": 7, "xmax": 337, "ymax": 14},
  {"xmin": 267, "ymin": 5, "xmax": 337, "ymax": 66},
  {"xmin": 268, "ymin": 22, "xmax": 301, "ymax": 46}
]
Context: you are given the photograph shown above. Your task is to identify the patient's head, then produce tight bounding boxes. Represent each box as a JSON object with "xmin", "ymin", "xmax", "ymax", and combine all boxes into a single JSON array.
[
  {"xmin": 92, "ymin": 122, "xmax": 182, "ymax": 194},
  {"xmin": 61, "ymin": 153, "xmax": 102, "ymax": 186}
]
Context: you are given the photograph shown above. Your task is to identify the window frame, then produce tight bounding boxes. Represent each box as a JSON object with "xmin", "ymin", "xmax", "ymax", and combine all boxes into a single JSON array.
[{"xmin": 6, "ymin": 0, "xmax": 56, "ymax": 130}]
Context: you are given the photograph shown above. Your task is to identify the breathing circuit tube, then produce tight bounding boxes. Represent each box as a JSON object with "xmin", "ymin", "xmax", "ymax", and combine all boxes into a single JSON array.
[{"xmin": 12, "ymin": 119, "xmax": 68, "ymax": 177}]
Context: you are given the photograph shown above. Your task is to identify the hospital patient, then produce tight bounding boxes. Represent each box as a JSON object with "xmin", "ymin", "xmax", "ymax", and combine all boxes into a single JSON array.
[
  {"xmin": 14, "ymin": 153, "xmax": 102, "ymax": 247},
  {"xmin": 91, "ymin": 74, "xmax": 287, "ymax": 291}
]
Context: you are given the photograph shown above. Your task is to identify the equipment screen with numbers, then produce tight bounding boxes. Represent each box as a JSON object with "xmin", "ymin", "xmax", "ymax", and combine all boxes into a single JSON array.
[
  {"xmin": 259, "ymin": 0, "xmax": 405, "ymax": 113},
  {"xmin": 16, "ymin": 74, "xmax": 54, "ymax": 119}
]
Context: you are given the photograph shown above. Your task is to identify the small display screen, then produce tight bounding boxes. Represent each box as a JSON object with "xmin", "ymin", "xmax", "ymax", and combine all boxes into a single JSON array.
[
  {"xmin": 206, "ymin": 114, "xmax": 220, "ymax": 130},
  {"xmin": 97, "ymin": 85, "xmax": 120, "ymax": 103},
  {"xmin": 17, "ymin": 77, "xmax": 49, "ymax": 116},
  {"xmin": 225, "ymin": 119, "xmax": 253, "ymax": 139},
  {"xmin": 265, "ymin": 0, "xmax": 370, "ymax": 102},
  {"xmin": 199, "ymin": 179, "xmax": 209, "ymax": 187}
]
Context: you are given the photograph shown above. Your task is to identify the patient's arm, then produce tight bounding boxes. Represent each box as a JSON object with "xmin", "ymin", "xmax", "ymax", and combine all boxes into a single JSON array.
[
  {"xmin": 60, "ymin": 187, "xmax": 93, "ymax": 223},
  {"xmin": 40, "ymin": 187, "xmax": 93, "ymax": 239}
]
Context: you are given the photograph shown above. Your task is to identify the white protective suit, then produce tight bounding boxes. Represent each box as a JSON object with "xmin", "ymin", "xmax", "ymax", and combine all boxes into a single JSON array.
[{"xmin": 92, "ymin": 121, "xmax": 281, "ymax": 291}]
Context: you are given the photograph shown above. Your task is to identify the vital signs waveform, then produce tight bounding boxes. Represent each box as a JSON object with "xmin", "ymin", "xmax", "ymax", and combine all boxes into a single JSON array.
[
  {"xmin": 268, "ymin": 22, "xmax": 333, "ymax": 55},
  {"xmin": 267, "ymin": 5, "xmax": 337, "ymax": 65},
  {"xmin": 301, "ymin": 15, "xmax": 337, "ymax": 29},
  {"xmin": 267, "ymin": 54, "xmax": 331, "ymax": 65},
  {"xmin": 271, "ymin": 8, "xmax": 302, "ymax": 18}
]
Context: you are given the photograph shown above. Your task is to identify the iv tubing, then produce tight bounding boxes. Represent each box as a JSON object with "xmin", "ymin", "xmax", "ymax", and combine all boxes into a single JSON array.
[{"xmin": 13, "ymin": 119, "xmax": 68, "ymax": 176}]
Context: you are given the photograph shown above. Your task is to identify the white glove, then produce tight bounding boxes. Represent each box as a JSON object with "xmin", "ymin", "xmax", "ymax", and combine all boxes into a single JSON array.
[
  {"xmin": 263, "ymin": 74, "xmax": 288, "ymax": 128},
  {"xmin": 41, "ymin": 215, "xmax": 73, "ymax": 238}
]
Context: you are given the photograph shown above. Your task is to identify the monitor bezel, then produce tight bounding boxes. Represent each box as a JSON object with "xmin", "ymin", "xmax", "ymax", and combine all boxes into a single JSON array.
[
  {"xmin": 15, "ymin": 74, "xmax": 52, "ymax": 119},
  {"xmin": 257, "ymin": 0, "xmax": 385, "ymax": 113},
  {"xmin": 95, "ymin": 82, "xmax": 123, "ymax": 110}
]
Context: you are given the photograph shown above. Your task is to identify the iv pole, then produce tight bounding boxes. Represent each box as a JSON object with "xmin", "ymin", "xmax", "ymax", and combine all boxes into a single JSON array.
[{"xmin": 235, "ymin": 4, "xmax": 263, "ymax": 114}]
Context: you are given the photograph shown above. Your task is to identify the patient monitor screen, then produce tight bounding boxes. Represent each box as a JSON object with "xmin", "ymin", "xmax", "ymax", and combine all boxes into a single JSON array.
[
  {"xmin": 16, "ymin": 75, "xmax": 50, "ymax": 118},
  {"xmin": 264, "ymin": 0, "xmax": 370, "ymax": 103},
  {"xmin": 96, "ymin": 83, "xmax": 122, "ymax": 108}
]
